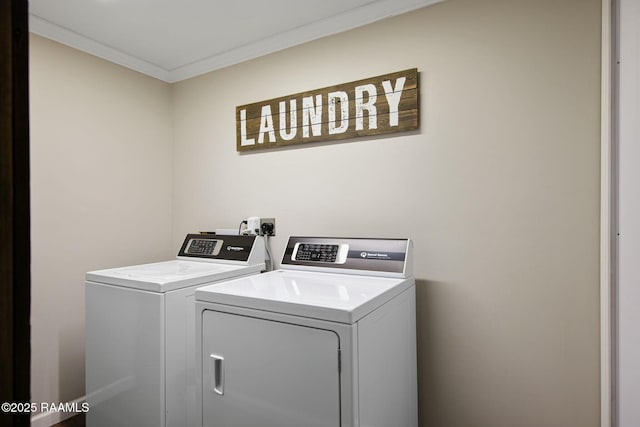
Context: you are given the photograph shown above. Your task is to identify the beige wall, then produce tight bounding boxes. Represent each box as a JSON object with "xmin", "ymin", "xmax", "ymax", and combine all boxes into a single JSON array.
[
  {"xmin": 29, "ymin": 0, "xmax": 601, "ymax": 425},
  {"xmin": 172, "ymin": 1, "xmax": 601, "ymax": 426},
  {"xmin": 29, "ymin": 35, "xmax": 174, "ymax": 415}
]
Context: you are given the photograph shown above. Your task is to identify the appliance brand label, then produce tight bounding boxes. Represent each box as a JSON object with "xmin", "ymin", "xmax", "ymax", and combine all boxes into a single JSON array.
[
  {"xmin": 360, "ymin": 251, "xmax": 392, "ymax": 260},
  {"xmin": 226, "ymin": 246, "xmax": 245, "ymax": 252},
  {"xmin": 352, "ymin": 250, "xmax": 405, "ymax": 261}
]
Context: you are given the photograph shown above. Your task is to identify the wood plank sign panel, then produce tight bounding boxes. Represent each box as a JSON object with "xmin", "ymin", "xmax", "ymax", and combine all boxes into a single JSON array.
[{"xmin": 236, "ymin": 68, "xmax": 419, "ymax": 151}]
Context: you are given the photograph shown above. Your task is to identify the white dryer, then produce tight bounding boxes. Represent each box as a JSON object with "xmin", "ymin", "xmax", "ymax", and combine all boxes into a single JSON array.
[
  {"xmin": 85, "ymin": 234, "xmax": 266, "ymax": 427},
  {"xmin": 195, "ymin": 236, "xmax": 417, "ymax": 427}
]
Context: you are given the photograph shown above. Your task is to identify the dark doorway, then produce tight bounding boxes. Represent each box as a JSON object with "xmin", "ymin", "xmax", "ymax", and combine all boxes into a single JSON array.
[{"xmin": 0, "ymin": 0, "xmax": 31, "ymax": 426}]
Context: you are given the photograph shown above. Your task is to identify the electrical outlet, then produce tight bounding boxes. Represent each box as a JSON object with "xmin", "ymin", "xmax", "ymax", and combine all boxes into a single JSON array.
[
  {"xmin": 259, "ymin": 218, "xmax": 276, "ymax": 236},
  {"xmin": 246, "ymin": 217, "xmax": 261, "ymax": 235}
]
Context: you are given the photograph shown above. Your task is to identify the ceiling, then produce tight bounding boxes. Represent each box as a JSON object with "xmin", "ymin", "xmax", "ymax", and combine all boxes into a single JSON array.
[{"xmin": 29, "ymin": 0, "xmax": 443, "ymax": 83}]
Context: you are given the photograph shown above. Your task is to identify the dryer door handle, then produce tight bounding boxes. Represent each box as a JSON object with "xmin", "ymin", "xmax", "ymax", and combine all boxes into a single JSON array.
[{"xmin": 210, "ymin": 354, "xmax": 225, "ymax": 395}]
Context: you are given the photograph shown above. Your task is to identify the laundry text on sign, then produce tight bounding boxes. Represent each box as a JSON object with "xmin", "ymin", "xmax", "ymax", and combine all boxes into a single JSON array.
[{"xmin": 236, "ymin": 69, "xmax": 418, "ymax": 151}]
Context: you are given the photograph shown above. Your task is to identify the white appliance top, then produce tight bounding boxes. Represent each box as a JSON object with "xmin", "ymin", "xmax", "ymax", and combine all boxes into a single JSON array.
[
  {"xmin": 195, "ymin": 269, "xmax": 414, "ymax": 324},
  {"xmin": 87, "ymin": 260, "xmax": 264, "ymax": 293}
]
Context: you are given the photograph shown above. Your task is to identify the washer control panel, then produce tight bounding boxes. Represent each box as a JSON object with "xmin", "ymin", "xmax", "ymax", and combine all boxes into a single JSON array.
[
  {"xmin": 292, "ymin": 243, "xmax": 348, "ymax": 264},
  {"xmin": 177, "ymin": 233, "xmax": 259, "ymax": 262},
  {"xmin": 185, "ymin": 238, "xmax": 222, "ymax": 256}
]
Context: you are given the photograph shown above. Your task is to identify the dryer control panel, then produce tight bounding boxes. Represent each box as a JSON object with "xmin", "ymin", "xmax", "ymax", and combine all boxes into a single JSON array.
[
  {"xmin": 282, "ymin": 236, "xmax": 413, "ymax": 278},
  {"xmin": 291, "ymin": 243, "xmax": 348, "ymax": 264}
]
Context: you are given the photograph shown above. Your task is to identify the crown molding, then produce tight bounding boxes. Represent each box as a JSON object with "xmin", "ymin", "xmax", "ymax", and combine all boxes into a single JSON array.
[
  {"xmin": 29, "ymin": 0, "xmax": 444, "ymax": 83},
  {"xmin": 29, "ymin": 15, "xmax": 171, "ymax": 82}
]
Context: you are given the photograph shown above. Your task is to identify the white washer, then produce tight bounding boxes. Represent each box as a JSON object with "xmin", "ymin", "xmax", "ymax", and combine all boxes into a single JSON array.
[
  {"xmin": 195, "ymin": 236, "xmax": 417, "ymax": 427},
  {"xmin": 85, "ymin": 234, "xmax": 266, "ymax": 427}
]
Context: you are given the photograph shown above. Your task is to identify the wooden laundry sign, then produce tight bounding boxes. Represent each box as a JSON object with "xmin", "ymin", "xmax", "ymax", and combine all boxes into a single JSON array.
[{"xmin": 236, "ymin": 68, "xmax": 419, "ymax": 151}]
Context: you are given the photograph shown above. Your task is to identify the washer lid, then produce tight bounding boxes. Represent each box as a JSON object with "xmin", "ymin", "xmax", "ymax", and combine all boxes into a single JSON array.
[
  {"xmin": 86, "ymin": 260, "xmax": 264, "ymax": 293},
  {"xmin": 195, "ymin": 269, "xmax": 414, "ymax": 324}
]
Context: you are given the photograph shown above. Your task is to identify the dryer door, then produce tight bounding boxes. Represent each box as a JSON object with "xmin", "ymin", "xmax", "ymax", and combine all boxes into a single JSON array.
[{"xmin": 201, "ymin": 310, "xmax": 341, "ymax": 427}]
